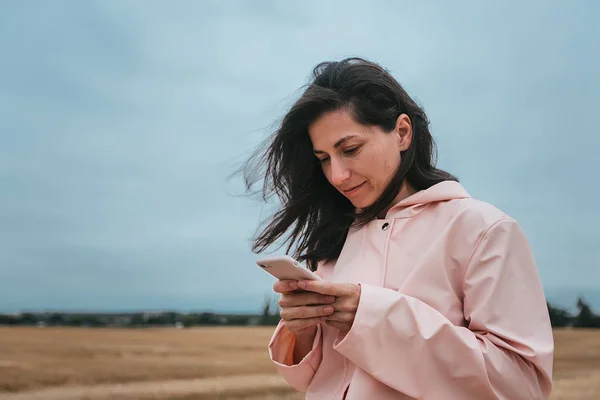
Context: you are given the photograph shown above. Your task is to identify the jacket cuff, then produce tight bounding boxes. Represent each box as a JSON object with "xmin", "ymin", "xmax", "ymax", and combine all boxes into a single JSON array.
[
  {"xmin": 333, "ymin": 283, "xmax": 396, "ymax": 354},
  {"xmin": 269, "ymin": 320, "xmax": 323, "ymax": 386}
]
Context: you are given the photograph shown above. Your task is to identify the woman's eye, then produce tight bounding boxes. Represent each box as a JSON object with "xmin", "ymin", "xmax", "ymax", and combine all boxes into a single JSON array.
[
  {"xmin": 344, "ymin": 146, "xmax": 360, "ymax": 155},
  {"xmin": 318, "ymin": 157, "xmax": 330, "ymax": 164}
]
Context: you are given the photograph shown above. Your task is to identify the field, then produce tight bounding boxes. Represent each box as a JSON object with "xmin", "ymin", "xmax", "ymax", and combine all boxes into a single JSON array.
[{"xmin": 0, "ymin": 327, "xmax": 598, "ymax": 399}]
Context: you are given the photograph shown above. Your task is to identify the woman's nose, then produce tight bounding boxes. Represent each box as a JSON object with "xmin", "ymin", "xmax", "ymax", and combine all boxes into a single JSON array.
[{"xmin": 329, "ymin": 158, "xmax": 351, "ymax": 186}]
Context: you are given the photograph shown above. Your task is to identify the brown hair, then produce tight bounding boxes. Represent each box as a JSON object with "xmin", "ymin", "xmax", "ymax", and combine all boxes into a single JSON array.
[{"xmin": 241, "ymin": 57, "xmax": 457, "ymax": 271}]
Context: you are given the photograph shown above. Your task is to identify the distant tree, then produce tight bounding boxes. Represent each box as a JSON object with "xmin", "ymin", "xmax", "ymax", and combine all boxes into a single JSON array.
[
  {"xmin": 181, "ymin": 314, "xmax": 196, "ymax": 328},
  {"xmin": 146, "ymin": 314, "xmax": 169, "ymax": 325},
  {"xmin": 572, "ymin": 297, "xmax": 600, "ymax": 328},
  {"xmin": 260, "ymin": 294, "xmax": 281, "ymax": 326},
  {"xmin": 20, "ymin": 313, "xmax": 38, "ymax": 325},
  {"xmin": 130, "ymin": 313, "xmax": 146, "ymax": 326},
  {"xmin": 225, "ymin": 315, "xmax": 251, "ymax": 325},
  {"xmin": 67, "ymin": 315, "xmax": 86, "ymax": 326},
  {"xmin": 547, "ymin": 302, "xmax": 572, "ymax": 327},
  {"xmin": 48, "ymin": 313, "xmax": 64, "ymax": 326},
  {"xmin": 85, "ymin": 314, "xmax": 107, "ymax": 327},
  {"xmin": 164, "ymin": 312, "xmax": 178, "ymax": 325},
  {"xmin": 0, "ymin": 314, "xmax": 18, "ymax": 325},
  {"xmin": 198, "ymin": 312, "xmax": 219, "ymax": 325}
]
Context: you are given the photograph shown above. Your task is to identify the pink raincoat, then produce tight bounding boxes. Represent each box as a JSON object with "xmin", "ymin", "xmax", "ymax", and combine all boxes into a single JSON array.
[{"xmin": 268, "ymin": 181, "xmax": 553, "ymax": 399}]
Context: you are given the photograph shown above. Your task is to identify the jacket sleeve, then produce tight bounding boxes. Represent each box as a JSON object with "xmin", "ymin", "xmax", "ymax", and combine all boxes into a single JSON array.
[
  {"xmin": 268, "ymin": 319, "xmax": 323, "ymax": 392},
  {"xmin": 267, "ymin": 266, "xmax": 327, "ymax": 392},
  {"xmin": 333, "ymin": 218, "xmax": 554, "ymax": 399}
]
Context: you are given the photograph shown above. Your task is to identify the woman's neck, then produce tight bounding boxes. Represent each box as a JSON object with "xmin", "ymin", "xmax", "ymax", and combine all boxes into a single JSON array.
[{"xmin": 377, "ymin": 181, "xmax": 416, "ymax": 219}]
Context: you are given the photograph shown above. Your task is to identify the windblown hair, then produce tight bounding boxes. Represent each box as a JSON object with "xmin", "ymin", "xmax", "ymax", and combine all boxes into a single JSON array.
[{"xmin": 242, "ymin": 57, "xmax": 457, "ymax": 271}]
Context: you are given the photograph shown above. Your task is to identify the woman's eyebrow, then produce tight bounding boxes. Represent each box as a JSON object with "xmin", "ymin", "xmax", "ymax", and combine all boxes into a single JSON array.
[{"xmin": 313, "ymin": 135, "xmax": 359, "ymax": 154}]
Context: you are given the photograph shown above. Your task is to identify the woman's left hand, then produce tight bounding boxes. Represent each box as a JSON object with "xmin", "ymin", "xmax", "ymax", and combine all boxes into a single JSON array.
[{"xmin": 297, "ymin": 280, "xmax": 361, "ymax": 331}]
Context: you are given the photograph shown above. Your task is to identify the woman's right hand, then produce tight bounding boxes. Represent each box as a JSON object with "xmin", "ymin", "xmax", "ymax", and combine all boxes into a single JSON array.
[{"xmin": 273, "ymin": 279, "xmax": 336, "ymax": 334}]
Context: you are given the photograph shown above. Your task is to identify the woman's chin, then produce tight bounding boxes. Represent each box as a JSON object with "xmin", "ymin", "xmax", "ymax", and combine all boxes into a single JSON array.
[{"xmin": 349, "ymin": 196, "xmax": 376, "ymax": 209}]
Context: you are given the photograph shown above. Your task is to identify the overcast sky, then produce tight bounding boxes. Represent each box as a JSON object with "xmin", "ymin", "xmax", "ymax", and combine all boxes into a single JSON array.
[{"xmin": 1, "ymin": 1, "xmax": 598, "ymax": 313}]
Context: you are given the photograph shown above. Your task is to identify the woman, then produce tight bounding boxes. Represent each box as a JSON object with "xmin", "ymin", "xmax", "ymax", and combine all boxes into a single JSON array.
[{"xmin": 242, "ymin": 58, "xmax": 553, "ymax": 399}]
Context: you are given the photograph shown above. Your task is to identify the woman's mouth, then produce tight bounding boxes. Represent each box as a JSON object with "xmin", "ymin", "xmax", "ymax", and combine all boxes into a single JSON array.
[{"xmin": 343, "ymin": 182, "xmax": 366, "ymax": 196}]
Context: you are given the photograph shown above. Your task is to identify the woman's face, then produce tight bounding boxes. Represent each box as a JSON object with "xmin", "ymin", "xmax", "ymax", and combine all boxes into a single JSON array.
[{"xmin": 308, "ymin": 109, "xmax": 412, "ymax": 209}]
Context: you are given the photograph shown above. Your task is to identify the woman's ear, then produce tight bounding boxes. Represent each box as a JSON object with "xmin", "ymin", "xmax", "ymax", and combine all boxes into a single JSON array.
[{"xmin": 395, "ymin": 114, "xmax": 413, "ymax": 151}]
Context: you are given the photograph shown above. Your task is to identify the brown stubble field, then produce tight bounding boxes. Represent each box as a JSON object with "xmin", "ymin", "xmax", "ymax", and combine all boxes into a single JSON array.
[{"xmin": 0, "ymin": 327, "xmax": 598, "ymax": 399}]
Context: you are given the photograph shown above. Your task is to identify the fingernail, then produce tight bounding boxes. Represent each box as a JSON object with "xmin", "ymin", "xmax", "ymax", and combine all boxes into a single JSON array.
[
  {"xmin": 298, "ymin": 281, "xmax": 307, "ymax": 289},
  {"xmin": 324, "ymin": 306, "xmax": 334, "ymax": 313},
  {"xmin": 326, "ymin": 296, "xmax": 335, "ymax": 303},
  {"xmin": 289, "ymin": 281, "xmax": 298, "ymax": 290}
]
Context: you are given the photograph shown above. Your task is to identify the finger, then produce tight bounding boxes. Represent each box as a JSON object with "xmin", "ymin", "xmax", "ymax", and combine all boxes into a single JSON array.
[
  {"xmin": 325, "ymin": 320, "xmax": 349, "ymax": 331},
  {"xmin": 280, "ymin": 304, "xmax": 335, "ymax": 321},
  {"xmin": 297, "ymin": 280, "xmax": 348, "ymax": 296},
  {"xmin": 330, "ymin": 297, "xmax": 355, "ymax": 312},
  {"xmin": 278, "ymin": 292, "xmax": 336, "ymax": 308},
  {"xmin": 273, "ymin": 280, "xmax": 299, "ymax": 294},
  {"xmin": 285, "ymin": 316, "xmax": 327, "ymax": 332},
  {"xmin": 324, "ymin": 311, "xmax": 352, "ymax": 323}
]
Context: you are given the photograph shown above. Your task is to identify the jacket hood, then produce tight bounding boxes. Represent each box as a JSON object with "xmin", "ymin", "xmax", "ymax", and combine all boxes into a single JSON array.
[{"xmin": 385, "ymin": 180, "xmax": 471, "ymax": 219}]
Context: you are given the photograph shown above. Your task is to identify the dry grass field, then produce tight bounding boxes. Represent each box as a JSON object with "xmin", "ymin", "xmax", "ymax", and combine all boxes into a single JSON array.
[{"xmin": 0, "ymin": 327, "xmax": 598, "ymax": 399}]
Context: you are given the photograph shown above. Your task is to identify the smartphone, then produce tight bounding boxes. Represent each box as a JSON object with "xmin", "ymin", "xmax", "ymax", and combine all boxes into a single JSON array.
[{"xmin": 256, "ymin": 255, "xmax": 322, "ymax": 281}]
